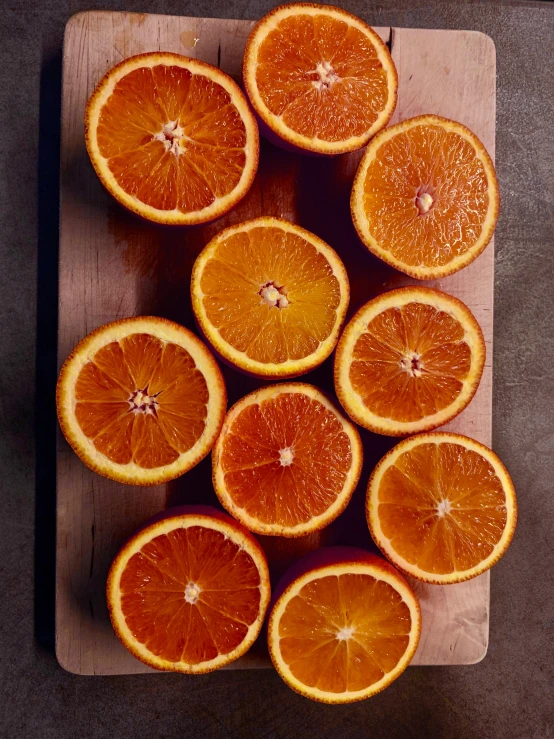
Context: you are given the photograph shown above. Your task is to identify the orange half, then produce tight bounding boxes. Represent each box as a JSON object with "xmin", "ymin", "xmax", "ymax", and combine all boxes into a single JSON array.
[
  {"xmin": 268, "ymin": 548, "xmax": 421, "ymax": 702},
  {"xmin": 85, "ymin": 52, "xmax": 259, "ymax": 225},
  {"xmin": 243, "ymin": 3, "xmax": 397, "ymax": 154},
  {"xmin": 351, "ymin": 115, "xmax": 499, "ymax": 278},
  {"xmin": 56, "ymin": 317, "xmax": 226, "ymax": 485},
  {"xmin": 334, "ymin": 287, "xmax": 485, "ymax": 436},
  {"xmin": 107, "ymin": 507, "xmax": 271, "ymax": 672},
  {"xmin": 191, "ymin": 217, "xmax": 349, "ymax": 377},
  {"xmin": 213, "ymin": 384, "xmax": 362, "ymax": 536},
  {"xmin": 367, "ymin": 433, "xmax": 517, "ymax": 583}
]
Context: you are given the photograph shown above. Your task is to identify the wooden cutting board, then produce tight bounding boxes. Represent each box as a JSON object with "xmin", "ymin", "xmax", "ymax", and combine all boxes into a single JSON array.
[{"xmin": 57, "ymin": 10, "xmax": 496, "ymax": 675}]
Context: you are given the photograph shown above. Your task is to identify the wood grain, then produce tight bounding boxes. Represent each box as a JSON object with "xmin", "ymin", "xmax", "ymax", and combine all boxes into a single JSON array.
[{"xmin": 57, "ymin": 11, "xmax": 496, "ymax": 674}]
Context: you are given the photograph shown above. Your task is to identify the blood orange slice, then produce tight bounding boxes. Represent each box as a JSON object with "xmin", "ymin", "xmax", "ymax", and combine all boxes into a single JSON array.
[
  {"xmin": 85, "ymin": 52, "xmax": 259, "ymax": 225},
  {"xmin": 212, "ymin": 383, "xmax": 362, "ymax": 536},
  {"xmin": 334, "ymin": 287, "xmax": 485, "ymax": 436},
  {"xmin": 367, "ymin": 433, "xmax": 517, "ymax": 583},
  {"xmin": 243, "ymin": 3, "xmax": 397, "ymax": 155},
  {"xmin": 351, "ymin": 115, "xmax": 500, "ymax": 278},
  {"xmin": 56, "ymin": 317, "xmax": 226, "ymax": 485},
  {"xmin": 107, "ymin": 506, "xmax": 271, "ymax": 672},
  {"xmin": 268, "ymin": 548, "xmax": 421, "ymax": 702}
]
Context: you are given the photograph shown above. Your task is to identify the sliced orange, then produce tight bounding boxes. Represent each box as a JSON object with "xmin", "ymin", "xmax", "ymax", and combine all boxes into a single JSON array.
[
  {"xmin": 85, "ymin": 52, "xmax": 259, "ymax": 225},
  {"xmin": 243, "ymin": 3, "xmax": 397, "ymax": 155},
  {"xmin": 191, "ymin": 217, "xmax": 349, "ymax": 377},
  {"xmin": 212, "ymin": 383, "xmax": 362, "ymax": 537},
  {"xmin": 268, "ymin": 547, "xmax": 421, "ymax": 703},
  {"xmin": 56, "ymin": 317, "xmax": 226, "ymax": 485},
  {"xmin": 351, "ymin": 115, "xmax": 500, "ymax": 279},
  {"xmin": 334, "ymin": 287, "xmax": 485, "ymax": 436},
  {"xmin": 107, "ymin": 506, "xmax": 271, "ymax": 673},
  {"xmin": 367, "ymin": 433, "xmax": 517, "ymax": 584}
]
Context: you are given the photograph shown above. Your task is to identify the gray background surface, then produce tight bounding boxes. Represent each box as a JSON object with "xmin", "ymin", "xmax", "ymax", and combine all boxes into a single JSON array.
[{"xmin": 1, "ymin": 1, "xmax": 553, "ymax": 737}]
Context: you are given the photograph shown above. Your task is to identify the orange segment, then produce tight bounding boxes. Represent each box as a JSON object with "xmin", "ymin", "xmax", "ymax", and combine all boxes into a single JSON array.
[
  {"xmin": 119, "ymin": 333, "xmax": 163, "ymax": 389},
  {"xmin": 268, "ymin": 549, "xmax": 421, "ymax": 703},
  {"xmin": 130, "ymin": 413, "xmax": 180, "ymax": 469},
  {"xmin": 56, "ymin": 317, "xmax": 226, "ymax": 485},
  {"xmin": 74, "ymin": 360, "xmax": 125, "ymax": 402},
  {"xmin": 244, "ymin": 4, "xmax": 397, "ymax": 154},
  {"xmin": 334, "ymin": 286, "xmax": 485, "ymax": 436},
  {"xmin": 107, "ymin": 507, "xmax": 271, "ymax": 673},
  {"xmin": 92, "ymin": 413, "xmax": 135, "ymax": 466},
  {"xmin": 367, "ymin": 433, "xmax": 517, "ymax": 584},
  {"xmin": 351, "ymin": 115, "xmax": 499, "ymax": 279},
  {"xmin": 92, "ymin": 342, "xmax": 136, "ymax": 390},
  {"xmin": 86, "ymin": 53, "xmax": 259, "ymax": 225},
  {"xmin": 213, "ymin": 384, "xmax": 362, "ymax": 536},
  {"xmin": 74, "ymin": 401, "xmax": 129, "ymax": 439},
  {"xmin": 192, "ymin": 217, "xmax": 349, "ymax": 377}
]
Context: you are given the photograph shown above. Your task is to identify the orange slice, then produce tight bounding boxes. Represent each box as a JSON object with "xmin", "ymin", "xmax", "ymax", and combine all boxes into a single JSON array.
[
  {"xmin": 367, "ymin": 433, "xmax": 517, "ymax": 584},
  {"xmin": 191, "ymin": 217, "xmax": 349, "ymax": 377},
  {"xmin": 107, "ymin": 506, "xmax": 271, "ymax": 672},
  {"xmin": 85, "ymin": 52, "xmax": 259, "ymax": 225},
  {"xmin": 268, "ymin": 547, "xmax": 421, "ymax": 703},
  {"xmin": 56, "ymin": 317, "xmax": 226, "ymax": 485},
  {"xmin": 243, "ymin": 3, "xmax": 397, "ymax": 155},
  {"xmin": 351, "ymin": 115, "xmax": 500, "ymax": 279},
  {"xmin": 334, "ymin": 287, "xmax": 485, "ymax": 436},
  {"xmin": 212, "ymin": 383, "xmax": 362, "ymax": 537}
]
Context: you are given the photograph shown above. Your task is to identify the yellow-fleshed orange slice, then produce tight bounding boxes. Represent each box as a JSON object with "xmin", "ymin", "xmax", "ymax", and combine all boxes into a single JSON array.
[{"xmin": 191, "ymin": 217, "xmax": 349, "ymax": 377}]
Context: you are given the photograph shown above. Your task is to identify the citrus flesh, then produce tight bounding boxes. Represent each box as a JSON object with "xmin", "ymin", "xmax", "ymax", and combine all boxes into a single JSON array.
[
  {"xmin": 351, "ymin": 115, "xmax": 499, "ymax": 278},
  {"xmin": 56, "ymin": 317, "xmax": 226, "ymax": 485},
  {"xmin": 107, "ymin": 507, "xmax": 271, "ymax": 672},
  {"xmin": 86, "ymin": 52, "xmax": 259, "ymax": 224},
  {"xmin": 213, "ymin": 384, "xmax": 362, "ymax": 536},
  {"xmin": 192, "ymin": 217, "xmax": 349, "ymax": 377},
  {"xmin": 367, "ymin": 433, "xmax": 517, "ymax": 583},
  {"xmin": 243, "ymin": 3, "xmax": 397, "ymax": 154},
  {"xmin": 334, "ymin": 287, "xmax": 485, "ymax": 436},
  {"xmin": 268, "ymin": 549, "xmax": 421, "ymax": 702}
]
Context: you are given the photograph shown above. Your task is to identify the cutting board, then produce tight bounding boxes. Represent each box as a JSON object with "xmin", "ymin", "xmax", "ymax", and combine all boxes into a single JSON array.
[{"xmin": 57, "ymin": 10, "xmax": 496, "ymax": 675}]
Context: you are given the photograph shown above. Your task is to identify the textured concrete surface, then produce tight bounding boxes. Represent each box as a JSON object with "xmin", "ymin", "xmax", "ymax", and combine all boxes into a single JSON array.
[{"xmin": 0, "ymin": 1, "xmax": 553, "ymax": 737}]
